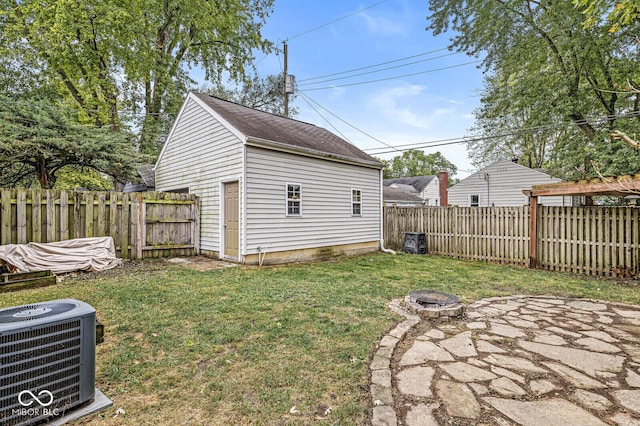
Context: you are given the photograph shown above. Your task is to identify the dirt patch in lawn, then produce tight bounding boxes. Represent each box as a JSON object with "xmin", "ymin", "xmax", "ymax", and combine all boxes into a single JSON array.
[{"xmin": 164, "ymin": 256, "xmax": 238, "ymax": 271}]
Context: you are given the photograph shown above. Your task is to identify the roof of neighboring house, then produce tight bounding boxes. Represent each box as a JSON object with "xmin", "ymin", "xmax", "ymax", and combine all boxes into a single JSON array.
[
  {"xmin": 383, "ymin": 186, "xmax": 425, "ymax": 203},
  {"xmin": 123, "ymin": 164, "xmax": 156, "ymax": 193},
  {"xmin": 138, "ymin": 164, "xmax": 156, "ymax": 188},
  {"xmin": 383, "ymin": 176, "xmax": 436, "ymax": 192},
  {"xmin": 450, "ymin": 159, "xmax": 560, "ymax": 190},
  {"xmin": 190, "ymin": 92, "xmax": 382, "ymax": 168}
]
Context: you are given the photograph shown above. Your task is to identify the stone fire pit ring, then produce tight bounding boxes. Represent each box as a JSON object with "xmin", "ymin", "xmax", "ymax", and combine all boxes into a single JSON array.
[{"xmin": 404, "ymin": 290, "xmax": 465, "ymax": 319}]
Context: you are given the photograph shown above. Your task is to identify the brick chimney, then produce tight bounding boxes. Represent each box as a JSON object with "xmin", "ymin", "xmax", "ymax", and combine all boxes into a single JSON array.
[{"xmin": 438, "ymin": 169, "xmax": 449, "ymax": 206}]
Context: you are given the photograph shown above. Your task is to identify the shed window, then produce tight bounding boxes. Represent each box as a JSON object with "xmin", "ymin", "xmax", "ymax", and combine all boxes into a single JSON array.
[
  {"xmin": 470, "ymin": 195, "xmax": 480, "ymax": 207},
  {"xmin": 287, "ymin": 183, "xmax": 301, "ymax": 216},
  {"xmin": 352, "ymin": 189, "xmax": 362, "ymax": 216}
]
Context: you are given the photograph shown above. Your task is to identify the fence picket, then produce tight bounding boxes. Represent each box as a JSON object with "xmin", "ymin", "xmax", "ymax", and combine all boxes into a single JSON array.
[
  {"xmin": 0, "ymin": 188, "xmax": 198, "ymax": 260},
  {"xmin": 384, "ymin": 205, "xmax": 639, "ymax": 278}
]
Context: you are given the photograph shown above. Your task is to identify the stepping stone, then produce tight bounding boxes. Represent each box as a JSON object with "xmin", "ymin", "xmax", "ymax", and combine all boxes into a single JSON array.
[
  {"xmin": 379, "ymin": 335, "xmax": 399, "ymax": 347},
  {"xmin": 466, "ymin": 321, "xmax": 487, "ymax": 330},
  {"xmin": 399, "ymin": 341, "xmax": 454, "ymax": 366},
  {"xmin": 609, "ymin": 412, "xmax": 640, "ymax": 426},
  {"xmin": 575, "ymin": 337, "xmax": 621, "ymax": 353},
  {"xmin": 424, "ymin": 329, "xmax": 445, "ymax": 339},
  {"xmin": 468, "ymin": 383, "xmax": 489, "ymax": 395},
  {"xmin": 613, "ymin": 309, "xmax": 640, "ymax": 319},
  {"xmin": 567, "ymin": 301, "xmax": 607, "ymax": 311},
  {"xmin": 484, "ymin": 354, "xmax": 547, "ymax": 373},
  {"xmin": 489, "ymin": 377, "xmax": 526, "ymax": 396},
  {"xmin": 436, "ymin": 380, "xmax": 480, "ymax": 419},
  {"xmin": 626, "ymin": 368, "xmax": 640, "ymax": 387},
  {"xmin": 477, "ymin": 340, "xmax": 506, "ymax": 353},
  {"xmin": 545, "ymin": 326, "xmax": 582, "ymax": 338},
  {"xmin": 542, "ymin": 362, "xmax": 606, "ymax": 389},
  {"xmin": 519, "ymin": 341, "xmax": 625, "ymax": 377},
  {"xmin": 570, "ymin": 389, "xmax": 612, "ymax": 411},
  {"xmin": 532, "ymin": 331, "xmax": 567, "ymax": 346},
  {"xmin": 484, "ymin": 397, "xmax": 607, "ymax": 426},
  {"xmin": 372, "ymin": 369, "xmax": 391, "ymax": 388},
  {"xmin": 397, "ymin": 366, "xmax": 435, "ymax": 398},
  {"xmin": 530, "ymin": 298, "xmax": 565, "ymax": 305},
  {"xmin": 488, "ymin": 322, "xmax": 527, "ymax": 338},
  {"xmin": 507, "ymin": 318, "xmax": 539, "ymax": 329},
  {"xmin": 529, "ymin": 379, "xmax": 561, "ymax": 396},
  {"xmin": 372, "ymin": 406, "xmax": 397, "ymax": 426},
  {"xmin": 611, "ymin": 390, "xmax": 640, "ymax": 416},
  {"xmin": 439, "ymin": 331, "xmax": 477, "ymax": 357},
  {"xmin": 404, "ymin": 403, "xmax": 439, "ymax": 426},
  {"xmin": 581, "ymin": 330, "xmax": 619, "ymax": 343},
  {"xmin": 439, "ymin": 361, "xmax": 498, "ymax": 382},
  {"xmin": 491, "ymin": 366, "xmax": 525, "ymax": 384}
]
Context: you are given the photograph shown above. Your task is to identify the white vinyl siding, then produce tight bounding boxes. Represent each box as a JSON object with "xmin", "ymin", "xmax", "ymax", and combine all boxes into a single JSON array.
[
  {"xmin": 155, "ymin": 97, "xmax": 244, "ymax": 253},
  {"xmin": 448, "ymin": 160, "xmax": 573, "ymax": 207},
  {"xmin": 420, "ymin": 179, "xmax": 440, "ymax": 206},
  {"xmin": 245, "ymin": 147, "xmax": 380, "ymax": 253}
]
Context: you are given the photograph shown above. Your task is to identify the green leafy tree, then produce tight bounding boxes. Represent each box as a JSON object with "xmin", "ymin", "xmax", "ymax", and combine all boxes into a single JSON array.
[
  {"xmin": 54, "ymin": 166, "xmax": 113, "ymax": 191},
  {"xmin": 211, "ymin": 73, "xmax": 298, "ymax": 117},
  {"xmin": 381, "ymin": 150, "xmax": 457, "ymax": 179},
  {"xmin": 0, "ymin": 97, "xmax": 144, "ymax": 188},
  {"xmin": 427, "ymin": 0, "xmax": 640, "ymax": 179},
  {"xmin": 1, "ymin": 0, "xmax": 274, "ymax": 155},
  {"xmin": 575, "ymin": 0, "xmax": 640, "ymax": 32}
]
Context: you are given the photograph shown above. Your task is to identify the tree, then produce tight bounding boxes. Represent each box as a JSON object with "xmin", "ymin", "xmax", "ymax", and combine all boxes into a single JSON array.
[
  {"xmin": 1, "ymin": 0, "xmax": 274, "ymax": 155},
  {"xmin": 574, "ymin": 0, "xmax": 640, "ymax": 32},
  {"xmin": 210, "ymin": 73, "xmax": 298, "ymax": 117},
  {"xmin": 0, "ymin": 97, "xmax": 144, "ymax": 188},
  {"xmin": 380, "ymin": 150, "xmax": 457, "ymax": 179},
  {"xmin": 427, "ymin": 0, "xmax": 640, "ymax": 179}
]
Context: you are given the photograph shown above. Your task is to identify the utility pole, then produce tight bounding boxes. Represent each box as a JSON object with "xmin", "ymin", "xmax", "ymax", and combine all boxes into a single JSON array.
[{"xmin": 283, "ymin": 41, "xmax": 289, "ymax": 117}]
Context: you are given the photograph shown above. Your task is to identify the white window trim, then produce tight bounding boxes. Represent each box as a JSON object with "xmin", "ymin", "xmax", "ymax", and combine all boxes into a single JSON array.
[
  {"xmin": 286, "ymin": 182, "xmax": 302, "ymax": 216},
  {"xmin": 469, "ymin": 194, "xmax": 481, "ymax": 207},
  {"xmin": 351, "ymin": 188, "xmax": 362, "ymax": 216}
]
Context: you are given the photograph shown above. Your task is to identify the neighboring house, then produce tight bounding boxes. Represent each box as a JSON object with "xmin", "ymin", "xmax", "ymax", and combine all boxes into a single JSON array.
[
  {"xmin": 123, "ymin": 164, "xmax": 156, "ymax": 193},
  {"xmin": 154, "ymin": 92, "xmax": 384, "ymax": 264},
  {"xmin": 383, "ymin": 175, "xmax": 441, "ymax": 206},
  {"xmin": 383, "ymin": 185, "xmax": 425, "ymax": 207},
  {"xmin": 448, "ymin": 159, "xmax": 574, "ymax": 206}
]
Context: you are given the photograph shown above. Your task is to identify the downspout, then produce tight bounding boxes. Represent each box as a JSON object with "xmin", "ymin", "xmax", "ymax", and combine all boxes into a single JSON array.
[{"xmin": 380, "ymin": 169, "xmax": 396, "ymax": 255}]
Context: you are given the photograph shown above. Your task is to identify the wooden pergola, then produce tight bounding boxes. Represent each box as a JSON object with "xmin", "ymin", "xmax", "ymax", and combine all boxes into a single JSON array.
[{"xmin": 523, "ymin": 174, "xmax": 640, "ymax": 268}]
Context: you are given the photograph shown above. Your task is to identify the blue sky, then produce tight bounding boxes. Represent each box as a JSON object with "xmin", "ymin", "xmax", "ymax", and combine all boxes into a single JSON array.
[{"xmin": 198, "ymin": 0, "xmax": 487, "ymax": 178}]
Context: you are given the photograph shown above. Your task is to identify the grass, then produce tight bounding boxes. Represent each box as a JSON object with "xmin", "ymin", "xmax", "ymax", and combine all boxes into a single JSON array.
[{"xmin": 1, "ymin": 253, "xmax": 639, "ymax": 425}]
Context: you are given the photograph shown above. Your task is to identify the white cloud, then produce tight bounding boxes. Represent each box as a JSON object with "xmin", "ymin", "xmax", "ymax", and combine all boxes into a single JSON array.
[{"xmin": 358, "ymin": 11, "xmax": 407, "ymax": 36}]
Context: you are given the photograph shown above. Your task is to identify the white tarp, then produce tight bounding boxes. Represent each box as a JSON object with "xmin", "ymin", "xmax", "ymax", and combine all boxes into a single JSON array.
[{"xmin": 0, "ymin": 237, "xmax": 122, "ymax": 274}]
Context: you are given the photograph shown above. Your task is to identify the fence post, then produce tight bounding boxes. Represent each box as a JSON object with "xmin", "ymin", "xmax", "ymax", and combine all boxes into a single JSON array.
[{"xmin": 528, "ymin": 195, "xmax": 539, "ymax": 269}]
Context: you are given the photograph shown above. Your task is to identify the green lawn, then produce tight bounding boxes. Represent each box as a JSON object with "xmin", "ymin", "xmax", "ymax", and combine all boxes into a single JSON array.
[{"xmin": 2, "ymin": 253, "xmax": 639, "ymax": 425}]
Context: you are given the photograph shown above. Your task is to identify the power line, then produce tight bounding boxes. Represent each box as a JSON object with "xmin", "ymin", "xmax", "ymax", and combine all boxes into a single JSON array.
[
  {"xmin": 297, "ymin": 91, "xmax": 352, "ymax": 142},
  {"xmin": 297, "ymin": 89, "xmax": 400, "ymax": 152},
  {"xmin": 297, "ymin": 48, "xmax": 452, "ymax": 83},
  {"xmin": 365, "ymin": 110, "xmax": 640, "ymax": 155},
  {"xmin": 301, "ymin": 60, "xmax": 483, "ymax": 91},
  {"xmin": 297, "ymin": 52, "xmax": 461, "ymax": 87},
  {"xmin": 287, "ymin": 0, "xmax": 392, "ymax": 41}
]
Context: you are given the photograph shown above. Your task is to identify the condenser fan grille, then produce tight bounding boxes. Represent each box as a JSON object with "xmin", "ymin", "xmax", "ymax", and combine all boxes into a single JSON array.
[
  {"xmin": 0, "ymin": 302, "xmax": 78, "ymax": 323},
  {"xmin": 0, "ymin": 318, "xmax": 83, "ymax": 426}
]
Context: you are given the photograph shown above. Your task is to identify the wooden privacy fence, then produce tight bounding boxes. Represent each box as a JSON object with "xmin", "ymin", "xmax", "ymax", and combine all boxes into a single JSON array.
[
  {"xmin": 384, "ymin": 206, "xmax": 640, "ymax": 278},
  {"xmin": 0, "ymin": 189, "xmax": 199, "ymax": 259}
]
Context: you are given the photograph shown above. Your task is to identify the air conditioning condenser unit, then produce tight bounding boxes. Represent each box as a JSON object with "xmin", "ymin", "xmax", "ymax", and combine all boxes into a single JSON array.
[{"xmin": 0, "ymin": 299, "xmax": 96, "ymax": 426}]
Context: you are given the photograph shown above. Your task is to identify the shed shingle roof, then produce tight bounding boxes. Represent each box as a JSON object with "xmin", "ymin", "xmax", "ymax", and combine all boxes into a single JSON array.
[{"xmin": 192, "ymin": 92, "xmax": 382, "ymax": 168}]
